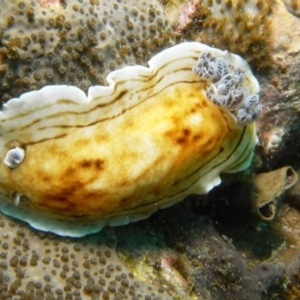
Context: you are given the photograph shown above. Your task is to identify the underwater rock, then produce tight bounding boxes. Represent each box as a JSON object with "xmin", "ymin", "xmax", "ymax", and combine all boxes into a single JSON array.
[
  {"xmin": 253, "ymin": 166, "xmax": 298, "ymax": 221},
  {"xmin": 116, "ymin": 200, "xmax": 295, "ymax": 300},
  {"xmin": 251, "ymin": 0, "xmax": 300, "ymax": 170},
  {"xmin": 275, "ymin": 194, "xmax": 300, "ymax": 299}
]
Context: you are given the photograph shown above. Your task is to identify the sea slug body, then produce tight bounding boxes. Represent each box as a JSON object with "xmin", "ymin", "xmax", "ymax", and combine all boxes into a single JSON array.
[{"xmin": 0, "ymin": 42, "xmax": 260, "ymax": 236}]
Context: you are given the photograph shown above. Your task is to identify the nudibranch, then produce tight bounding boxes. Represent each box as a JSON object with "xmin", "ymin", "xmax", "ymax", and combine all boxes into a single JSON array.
[{"xmin": 0, "ymin": 42, "xmax": 260, "ymax": 237}]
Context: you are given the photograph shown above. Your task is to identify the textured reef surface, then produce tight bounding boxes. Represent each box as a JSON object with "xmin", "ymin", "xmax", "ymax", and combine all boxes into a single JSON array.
[
  {"xmin": 1, "ymin": 0, "xmax": 300, "ymax": 299},
  {"xmin": 0, "ymin": 0, "xmax": 174, "ymax": 101}
]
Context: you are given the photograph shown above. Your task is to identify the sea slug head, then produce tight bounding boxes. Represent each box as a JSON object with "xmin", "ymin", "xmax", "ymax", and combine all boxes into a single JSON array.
[{"xmin": 193, "ymin": 51, "xmax": 261, "ymax": 126}]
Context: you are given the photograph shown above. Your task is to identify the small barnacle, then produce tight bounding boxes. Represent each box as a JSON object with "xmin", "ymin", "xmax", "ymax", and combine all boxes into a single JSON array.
[
  {"xmin": 64, "ymin": 21, "xmax": 72, "ymax": 30},
  {"xmin": 77, "ymin": 26, "xmax": 86, "ymax": 37},
  {"xmin": 4, "ymin": 147, "xmax": 25, "ymax": 169},
  {"xmin": 33, "ymin": 61, "xmax": 41, "ymax": 71},
  {"xmin": 72, "ymin": 51, "xmax": 80, "ymax": 60},
  {"xmin": 149, "ymin": 24, "xmax": 156, "ymax": 33},
  {"xmin": 14, "ymin": 78, "xmax": 22, "ymax": 86},
  {"xmin": 108, "ymin": 61, "xmax": 116, "ymax": 70},
  {"xmin": 70, "ymin": 63, "xmax": 77, "ymax": 71},
  {"xmin": 51, "ymin": 58, "xmax": 61, "ymax": 68},
  {"xmin": 75, "ymin": 43, "xmax": 84, "ymax": 52},
  {"xmin": 7, "ymin": 15, "xmax": 14, "ymax": 26},
  {"xmin": 87, "ymin": 18, "xmax": 96, "ymax": 29},
  {"xmin": 80, "ymin": 56, "xmax": 91, "ymax": 67},
  {"xmin": 48, "ymin": 18, "xmax": 55, "ymax": 27},
  {"xmin": 119, "ymin": 27, "xmax": 126, "ymax": 36},
  {"xmin": 6, "ymin": 71, "xmax": 15, "ymax": 80},
  {"xmin": 0, "ymin": 65, "xmax": 6, "ymax": 75},
  {"xmin": 120, "ymin": 37, "xmax": 127, "ymax": 46},
  {"xmin": 96, "ymin": 74, "xmax": 105, "ymax": 85},
  {"xmin": 55, "ymin": 14, "xmax": 65, "ymax": 27},
  {"xmin": 126, "ymin": 32, "xmax": 135, "ymax": 41},
  {"xmin": 115, "ymin": 55, "xmax": 122, "ymax": 65},
  {"xmin": 76, "ymin": 68, "xmax": 84, "ymax": 78},
  {"xmin": 37, "ymin": 32, "xmax": 46, "ymax": 43},
  {"xmin": 23, "ymin": 37, "xmax": 31, "ymax": 46},
  {"xmin": 156, "ymin": 17, "xmax": 163, "ymax": 26},
  {"xmin": 31, "ymin": 33, "xmax": 37, "ymax": 41},
  {"xmin": 59, "ymin": 29, "xmax": 67, "ymax": 39},
  {"xmin": 72, "ymin": 4, "xmax": 79, "ymax": 11},
  {"xmin": 62, "ymin": 53, "xmax": 69, "ymax": 62},
  {"xmin": 22, "ymin": 77, "xmax": 31, "ymax": 86},
  {"xmin": 64, "ymin": 42, "xmax": 73, "ymax": 53},
  {"xmin": 34, "ymin": 72, "xmax": 42, "ymax": 81},
  {"xmin": 59, "ymin": 66, "xmax": 67, "ymax": 75},
  {"xmin": 87, "ymin": 33, "xmax": 98, "ymax": 46},
  {"xmin": 141, "ymin": 39, "xmax": 148, "ymax": 49},
  {"xmin": 110, "ymin": 49, "xmax": 117, "ymax": 59},
  {"xmin": 99, "ymin": 32, "xmax": 106, "ymax": 40},
  {"xmin": 45, "ymin": 70, "xmax": 54, "ymax": 80},
  {"xmin": 26, "ymin": 7, "xmax": 34, "ymax": 19},
  {"xmin": 7, "ymin": 37, "xmax": 21, "ymax": 50},
  {"xmin": 96, "ymin": 53, "xmax": 105, "ymax": 62}
]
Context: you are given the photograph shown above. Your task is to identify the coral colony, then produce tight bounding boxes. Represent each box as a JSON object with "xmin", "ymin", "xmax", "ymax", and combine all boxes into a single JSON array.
[
  {"xmin": 0, "ymin": 0, "xmax": 174, "ymax": 102},
  {"xmin": 0, "ymin": 213, "xmax": 171, "ymax": 299}
]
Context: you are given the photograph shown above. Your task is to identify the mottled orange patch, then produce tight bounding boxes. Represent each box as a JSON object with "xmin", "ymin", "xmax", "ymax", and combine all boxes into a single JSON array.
[{"xmin": 0, "ymin": 80, "xmax": 242, "ymax": 219}]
